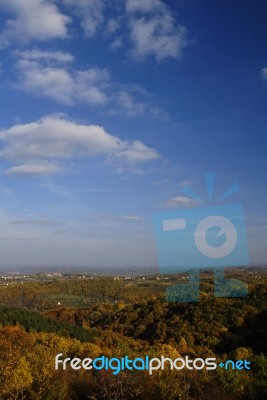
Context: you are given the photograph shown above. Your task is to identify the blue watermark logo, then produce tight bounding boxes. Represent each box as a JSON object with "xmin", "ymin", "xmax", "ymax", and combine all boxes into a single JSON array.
[{"xmin": 154, "ymin": 173, "xmax": 249, "ymax": 302}]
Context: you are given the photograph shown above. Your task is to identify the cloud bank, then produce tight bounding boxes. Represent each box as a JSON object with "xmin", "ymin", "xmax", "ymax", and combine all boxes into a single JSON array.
[{"xmin": 0, "ymin": 116, "xmax": 160, "ymax": 174}]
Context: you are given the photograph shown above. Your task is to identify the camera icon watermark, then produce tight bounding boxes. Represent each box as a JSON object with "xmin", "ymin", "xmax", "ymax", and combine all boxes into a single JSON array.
[{"xmin": 154, "ymin": 174, "xmax": 249, "ymax": 302}]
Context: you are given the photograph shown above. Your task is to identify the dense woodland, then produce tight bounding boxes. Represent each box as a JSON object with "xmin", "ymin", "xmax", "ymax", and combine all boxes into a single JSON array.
[{"xmin": 0, "ymin": 268, "xmax": 266, "ymax": 399}]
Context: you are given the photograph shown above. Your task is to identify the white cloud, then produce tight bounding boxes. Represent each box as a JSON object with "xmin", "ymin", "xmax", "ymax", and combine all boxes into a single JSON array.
[
  {"xmin": 161, "ymin": 196, "xmax": 199, "ymax": 208},
  {"xmin": 0, "ymin": 116, "xmax": 160, "ymax": 173},
  {"xmin": 0, "ymin": 0, "xmax": 188, "ymax": 64},
  {"xmin": 0, "ymin": 0, "xmax": 70, "ymax": 47},
  {"xmin": 126, "ymin": 0, "xmax": 188, "ymax": 62},
  {"xmin": 115, "ymin": 140, "xmax": 159, "ymax": 162},
  {"xmin": 129, "ymin": 15, "xmax": 187, "ymax": 62},
  {"xmin": 262, "ymin": 68, "xmax": 267, "ymax": 80},
  {"xmin": 5, "ymin": 163, "xmax": 61, "ymax": 175},
  {"xmin": 15, "ymin": 55, "xmax": 109, "ymax": 106},
  {"xmin": 62, "ymin": 0, "xmax": 105, "ymax": 37},
  {"xmin": 13, "ymin": 49, "xmax": 167, "ymax": 117}
]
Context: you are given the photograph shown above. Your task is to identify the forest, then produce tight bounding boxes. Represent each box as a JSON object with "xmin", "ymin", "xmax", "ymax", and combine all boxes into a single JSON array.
[{"xmin": 0, "ymin": 268, "xmax": 266, "ymax": 399}]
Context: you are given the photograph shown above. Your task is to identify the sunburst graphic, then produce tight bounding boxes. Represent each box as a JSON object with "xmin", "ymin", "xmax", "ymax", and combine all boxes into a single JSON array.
[{"xmin": 182, "ymin": 172, "xmax": 240, "ymax": 204}]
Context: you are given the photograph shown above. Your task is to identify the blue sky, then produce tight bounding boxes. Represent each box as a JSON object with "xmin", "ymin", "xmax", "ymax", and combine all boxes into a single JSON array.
[{"xmin": 0, "ymin": 0, "xmax": 266, "ymax": 268}]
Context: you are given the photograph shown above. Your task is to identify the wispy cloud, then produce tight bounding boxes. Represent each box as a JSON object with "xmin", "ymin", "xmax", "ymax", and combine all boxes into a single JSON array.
[
  {"xmin": 62, "ymin": 0, "xmax": 105, "ymax": 37},
  {"xmin": 0, "ymin": 115, "xmax": 160, "ymax": 174},
  {"xmin": 79, "ymin": 213, "xmax": 144, "ymax": 234},
  {"xmin": 179, "ymin": 179, "xmax": 192, "ymax": 188},
  {"xmin": 0, "ymin": 0, "xmax": 70, "ymax": 47},
  {"xmin": 153, "ymin": 178, "xmax": 171, "ymax": 187},
  {"xmin": 115, "ymin": 90, "xmax": 146, "ymax": 116},
  {"xmin": 126, "ymin": 0, "xmax": 163, "ymax": 14},
  {"xmin": 161, "ymin": 196, "xmax": 200, "ymax": 208},
  {"xmin": 10, "ymin": 217, "xmax": 57, "ymax": 225},
  {"xmin": 14, "ymin": 49, "xmax": 74, "ymax": 64},
  {"xmin": 122, "ymin": 215, "xmax": 142, "ymax": 221},
  {"xmin": 13, "ymin": 49, "xmax": 168, "ymax": 117},
  {"xmin": 104, "ymin": 18, "xmax": 120, "ymax": 37},
  {"xmin": 261, "ymin": 68, "xmax": 267, "ymax": 80},
  {"xmin": 5, "ymin": 163, "xmax": 61, "ymax": 175},
  {"xmin": 115, "ymin": 140, "xmax": 159, "ymax": 163}
]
